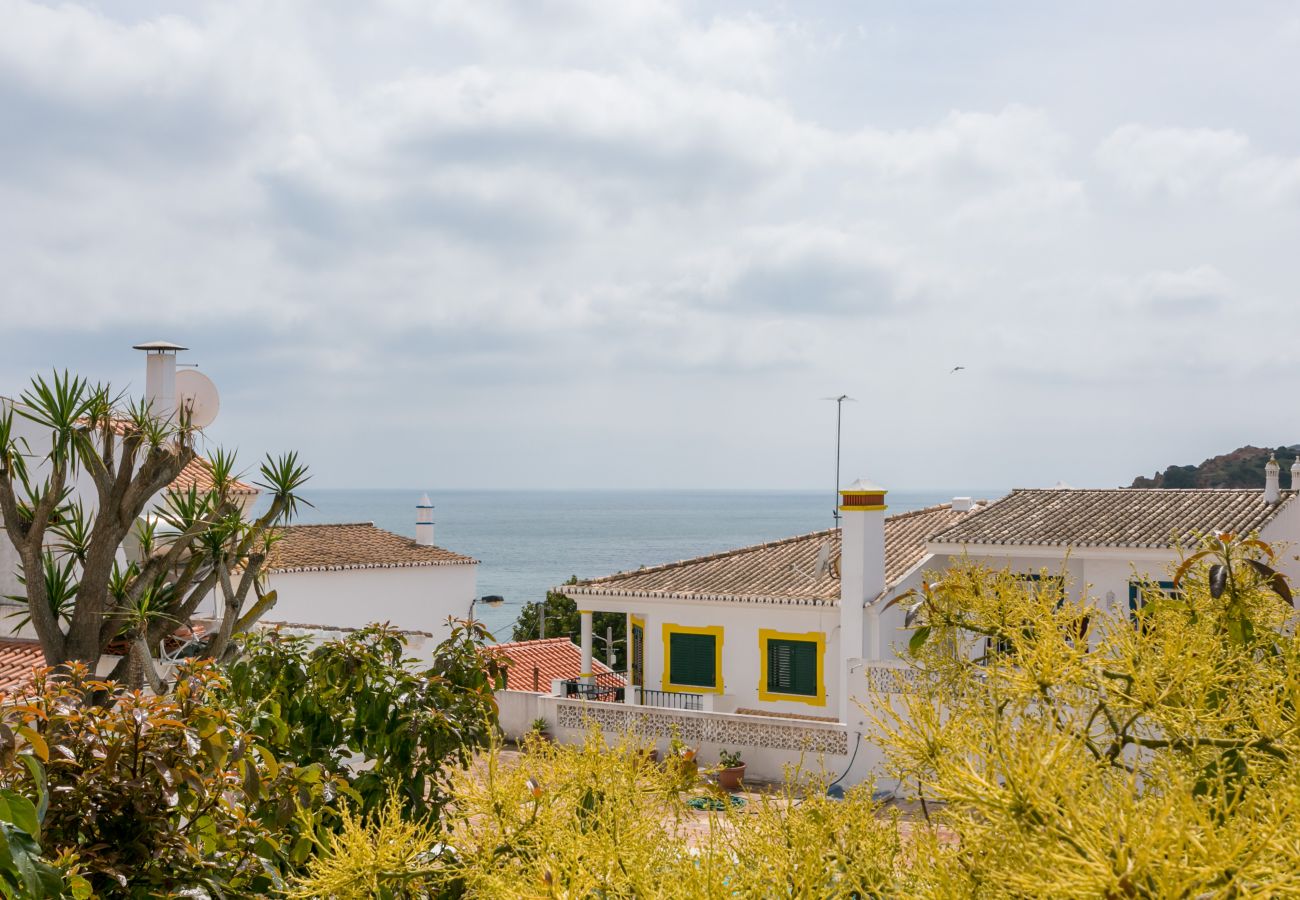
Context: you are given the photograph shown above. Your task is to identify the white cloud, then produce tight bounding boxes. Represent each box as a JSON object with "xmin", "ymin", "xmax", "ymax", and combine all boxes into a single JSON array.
[
  {"xmin": 1, "ymin": 0, "xmax": 1299, "ymax": 489},
  {"xmin": 1096, "ymin": 124, "xmax": 1300, "ymax": 204}
]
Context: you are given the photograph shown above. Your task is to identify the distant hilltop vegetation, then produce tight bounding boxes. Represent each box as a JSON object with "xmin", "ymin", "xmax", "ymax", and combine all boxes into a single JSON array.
[{"xmin": 1132, "ymin": 445, "xmax": 1300, "ymax": 489}]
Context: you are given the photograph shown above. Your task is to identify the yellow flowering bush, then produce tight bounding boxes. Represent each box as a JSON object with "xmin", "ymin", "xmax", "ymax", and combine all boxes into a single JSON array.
[
  {"xmin": 291, "ymin": 533, "xmax": 1300, "ymax": 898},
  {"xmin": 879, "ymin": 532, "xmax": 1300, "ymax": 897}
]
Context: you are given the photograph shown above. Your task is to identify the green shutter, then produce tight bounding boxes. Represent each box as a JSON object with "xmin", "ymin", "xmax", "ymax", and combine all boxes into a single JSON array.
[
  {"xmin": 669, "ymin": 632, "xmax": 716, "ymax": 688},
  {"xmin": 767, "ymin": 639, "xmax": 817, "ymax": 696}
]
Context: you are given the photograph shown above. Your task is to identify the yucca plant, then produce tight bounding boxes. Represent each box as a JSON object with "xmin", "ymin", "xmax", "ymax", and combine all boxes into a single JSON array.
[{"xmin": 0, "ymin": 370, "xmax": 312, "ymax": 695}]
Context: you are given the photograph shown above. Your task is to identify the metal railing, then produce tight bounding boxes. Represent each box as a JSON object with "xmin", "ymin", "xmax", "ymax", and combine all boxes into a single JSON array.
[
  {"xmin": 638, "ymin": 688, "xmax": 703, "ymax": 711},
  {"xmin": 556, "ymin": 676, "xmax": 705, "ymax": 711},
  {"xmin": 560, "ymin": 671, "xmax": 628, "ymax": 704}
]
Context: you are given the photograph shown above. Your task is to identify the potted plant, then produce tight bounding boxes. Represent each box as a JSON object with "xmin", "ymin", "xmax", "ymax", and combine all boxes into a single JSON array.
[
  {"xmin": 528, "ymin": 717, "xmax": 553, "ymax": 742},
  {"xmin": 716, "ymin": 749, "xmax": 746, "ymax": 791}
]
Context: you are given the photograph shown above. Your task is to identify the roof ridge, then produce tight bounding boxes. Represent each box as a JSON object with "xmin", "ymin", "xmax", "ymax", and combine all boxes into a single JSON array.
[
  {"xmin": 492, "ymin": 637, "xmax": 574, "ymax": 649},
  {"xmin": 1010, "ymin": 487, "xmax": 1298, "ymax": 494},
  {"xmin": 884, "ymin": 501, "xmax": 957, "ymax": 521},
  {"xmin": 277, "ymin": 522, "xmax": 379, "ymax": 529}
]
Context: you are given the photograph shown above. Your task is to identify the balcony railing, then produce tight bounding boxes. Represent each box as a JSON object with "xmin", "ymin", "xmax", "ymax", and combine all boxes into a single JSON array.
[
  {"xmin": 638, "ymin": 688, "xmax": 703, "ymax": 711},
  {"xmin": 556, "ymin": 676, "xmax": 704, "ymax": 711},
  {"xmin": 559, "ymin": 670, "xmax": 627, "ymax": 704}
]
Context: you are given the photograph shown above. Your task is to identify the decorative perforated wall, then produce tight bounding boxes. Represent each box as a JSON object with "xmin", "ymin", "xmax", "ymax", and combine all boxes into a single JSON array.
[
  {"xmin": 555, "ymin": 700, "xmax": 849, "ymax": 755},
  {"xmin": 861, "ymin": 665, "xmax": 927, "ymax": 694}
]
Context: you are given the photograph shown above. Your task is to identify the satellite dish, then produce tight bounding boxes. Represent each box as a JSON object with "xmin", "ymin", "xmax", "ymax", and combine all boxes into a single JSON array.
[{"xmin": 175, "ymin": 369, "xmax": 220, "ymax": 428}]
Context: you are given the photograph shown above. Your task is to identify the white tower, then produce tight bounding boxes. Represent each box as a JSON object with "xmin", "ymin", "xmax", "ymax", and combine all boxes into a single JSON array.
[
  {"xmin": 1289, "ymin": 455, "xmax": 1299, "ymax": 492},
  {"xmin": 415, "ymin": 494, "xmax": 435, "ymax": 546},
  {"xmin": 1264, "ymin": 456, "xmax": 1281, "ymax": 504},
  {"xmin": 132, "ymin": 340, "xmax": 188, "ymax": 420}
]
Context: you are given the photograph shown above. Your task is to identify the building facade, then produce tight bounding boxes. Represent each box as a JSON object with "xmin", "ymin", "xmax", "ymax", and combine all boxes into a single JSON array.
[{"xmin": 498, "ymin": 466, "xmax": 1300, "ymax": 787}]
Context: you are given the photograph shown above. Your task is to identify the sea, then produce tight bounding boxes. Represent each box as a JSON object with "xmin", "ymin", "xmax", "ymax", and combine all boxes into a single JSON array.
[{"xmin": 266, "ymin": 489, "xmax": 1002, "ymax": 642}]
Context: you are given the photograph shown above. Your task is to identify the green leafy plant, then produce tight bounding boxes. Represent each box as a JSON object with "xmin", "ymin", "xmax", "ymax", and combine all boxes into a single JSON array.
[
  {"xmin": 221, "ymin": 621, "xmax": 508, "ymax": 820},
  {"xmin": 530, "ymin": 717, "xmax": 551, "ymax": 734},
  {"xmin": 0, "ymin": 662, "xmax": 345, "ymax": 896},
  {"xmin": 717, "ymin": 749, "xmax": 743, "ymax": 770}
]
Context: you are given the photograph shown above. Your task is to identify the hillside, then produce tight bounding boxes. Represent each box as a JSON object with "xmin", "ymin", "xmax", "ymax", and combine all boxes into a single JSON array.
[{"xmin": 1131, "ymin": 445, "xmax": 1300, "ymax": 489}]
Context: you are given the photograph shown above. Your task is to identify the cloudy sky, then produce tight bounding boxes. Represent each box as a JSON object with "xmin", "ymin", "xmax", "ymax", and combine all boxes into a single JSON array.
[{"xmin": 2, "ymin": 1, "xmax": 1298, "ymax": 491}]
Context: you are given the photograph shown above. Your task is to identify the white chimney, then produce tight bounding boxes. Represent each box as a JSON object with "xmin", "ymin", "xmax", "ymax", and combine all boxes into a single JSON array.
[
  {"xmin": 1264, "ymin": 456, "xmax": 1281, "ymax": 504},
  {"xmin": 839, "ymin": 479, "xmax": 887, "ymax": 624},
  {"xmin": 951, "ymin": 496, "xmax": 974, "ymax": 512},
  {"xmin": 1290, "ymin": 456, "xmax": 1300, "ymax": 492},
  {"xmin": 415, "ymin": 494, "xmax": 435, "ymax": 545},
  {"xmin": 132, "ymin": 341, "xmax": 187, "ymax": 420},
  {"xmin": 838, "ymin": 477, "xmax": 887, "ymax": 725}
]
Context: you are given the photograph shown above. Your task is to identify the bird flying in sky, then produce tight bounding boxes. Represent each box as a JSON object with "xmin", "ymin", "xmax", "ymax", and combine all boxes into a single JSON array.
[{"xmin": 950, "ymin": 366, "xmax": 966, "ymax": 374}]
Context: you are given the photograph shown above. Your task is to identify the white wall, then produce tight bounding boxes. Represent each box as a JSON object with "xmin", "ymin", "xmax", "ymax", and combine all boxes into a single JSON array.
[
  {"xmin": 1261, "ymin": 502, "xmax": 1300, "ymax": 578},
  {"xmin": 263, "ymin": 563, "xmax": 478, "ymax": 644},
  {"xmin": 570, "ymin": 595, "xmax": 841, "ymax": 718},
  {"xmin": 873, "ymin": 532, "xmax": 1300, "ymax": 665},
  {"xmin": 874, "ymin": 550, "xmax": 1179, "ymax": 661},
  {"xmin": 501, "ymin": 692, "xmax": 867, "ymax": 787}
]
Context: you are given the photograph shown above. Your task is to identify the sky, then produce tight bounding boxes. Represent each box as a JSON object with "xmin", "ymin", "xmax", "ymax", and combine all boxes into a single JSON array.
[{"xmin": 1, "ymin": 1, "xmax": 1299, "ymax": 491}]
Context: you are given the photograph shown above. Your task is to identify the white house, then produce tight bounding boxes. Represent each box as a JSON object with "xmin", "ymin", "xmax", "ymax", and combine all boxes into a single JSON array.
[
  {"xmin": 258, "ymin": 514, "xmax": 479, "ymax": 642},
  {"xmin": 497, "ymin": 468, "xmax": 1300, "ymax": 787},
  {"xmin": 0, "ymin": 342, "xmax": 480, "ymax": 671}
]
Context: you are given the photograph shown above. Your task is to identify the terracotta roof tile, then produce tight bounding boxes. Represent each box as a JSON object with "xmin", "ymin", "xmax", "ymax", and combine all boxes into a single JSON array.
[
  {"xmin": 265, "ymin": 523, "xmax": 477, "ymax": 573},
  {"xmin": 169, "ymin": 457, "xmax": 259, "ymax": 496},
  {"xmin": 562, "ymin": 504, "xmax": 977, "ymax": 606},
  {"xmin": 0, "ymin": 640, "xmax": 45, "ymax": 693},
  {"xmin": 929, "ymin": 489, "xmax": 1297, "ymax": 549},
  {"xmin": 489, "ymin": 638, "xmax": 620, "ymax": 693}
]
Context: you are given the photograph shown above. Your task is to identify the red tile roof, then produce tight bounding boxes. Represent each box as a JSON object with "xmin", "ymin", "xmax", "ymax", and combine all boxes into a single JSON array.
[
  {"xmin": 0, "ymin": 640, "xmax": 45, "ymax": 693},
  {"xmin": 169, "ymin": 457, "xmax": 259, "ymax": 496},
  {"xmin": 489, "ymin": 638, "xmax": 621, "ymax": 693}
]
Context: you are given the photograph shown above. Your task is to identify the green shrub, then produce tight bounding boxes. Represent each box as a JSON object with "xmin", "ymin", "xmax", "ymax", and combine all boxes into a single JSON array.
[{"xmin": 220, "ymin": 621, "xmax": 508, "ymax": 820}]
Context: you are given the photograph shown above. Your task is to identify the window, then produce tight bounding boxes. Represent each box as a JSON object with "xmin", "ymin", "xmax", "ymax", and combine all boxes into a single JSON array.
[
  {"xmin": 758, "ymin": 629, "xmax": 826, "ymax": 705},
  {"xmin": 662, "ymin": 624, "xmax": 723, "ymax": 693},
  {"xmin": 1128, "ymin": 580, "xmax": 1179, "ymax": 622},
  {"xmin": 987, "ymin": 573, "xmax": 1068, "ymax": 658}
]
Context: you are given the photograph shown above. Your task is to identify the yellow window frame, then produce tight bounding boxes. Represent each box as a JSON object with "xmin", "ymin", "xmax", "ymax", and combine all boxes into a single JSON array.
[
  {"xmin": 661, "ymin": 623, "xmax": 724, "ymax": 694},
  {"xmin": 758, "ymin": 628, "xmax": 826, "ymax": 706}
]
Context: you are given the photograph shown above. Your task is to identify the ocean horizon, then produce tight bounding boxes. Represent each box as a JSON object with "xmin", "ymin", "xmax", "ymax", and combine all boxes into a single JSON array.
[{"xmin": 258, "ymin": 488, "xmax": 1008, "ymax": 641}]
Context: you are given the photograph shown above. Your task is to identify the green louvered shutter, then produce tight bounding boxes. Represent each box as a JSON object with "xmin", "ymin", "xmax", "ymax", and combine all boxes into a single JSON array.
[
  {"xmin": 669, "ymin": 632, "xmax": 716, "ymax": 688},
  {"xmin": 767, "ymin": 639, "xmax": 817, "ymax": 696}
]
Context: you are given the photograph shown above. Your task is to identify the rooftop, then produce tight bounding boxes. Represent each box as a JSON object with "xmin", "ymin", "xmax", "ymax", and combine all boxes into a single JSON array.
[
  {"xmin": 490, "ymin": 637, "xmax": 621, "ymax": 693},
  {"xmin": 929, "ymin": 488, "xmax": 1297, "ymax": 549},
  {"xmin": 0, "ymin": 639, "xmax": 45, "ymax": 693},
  {"xmin": 169, "ymin": 457, "xmax": 259, "ymax": 497},
  {"xmin": 561, "ymin": 503, "xmax": 979, "ymax": 606},
  {"xmin": 265, "ymin": 523, "xmax": 477, "ymax": 574}
]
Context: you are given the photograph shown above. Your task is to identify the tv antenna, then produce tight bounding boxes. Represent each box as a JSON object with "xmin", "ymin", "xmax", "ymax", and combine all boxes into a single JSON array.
[{"xmin": 823, "ymin": 394, "xmax": 855, "ymax": 528}]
